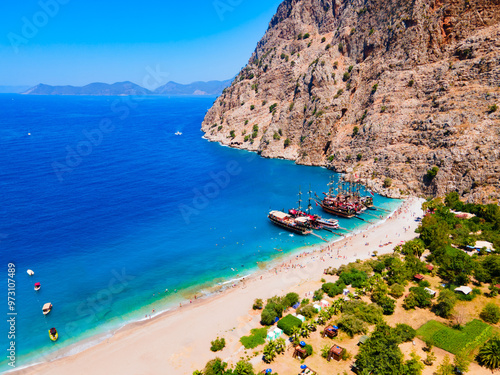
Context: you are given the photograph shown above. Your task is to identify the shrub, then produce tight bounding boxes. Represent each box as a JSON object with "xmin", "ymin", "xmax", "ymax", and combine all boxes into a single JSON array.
[
  {"xmin": 218, "ymin": 125, "xmax": 223, "ymax": 131},
  {"xmin": 234, "ymin": 360, "xmax": 255, "ymax": 375},
  {"xmin": 381, "ymin": 106, "xmax": 387, "ymax": 113},
  {"xmin": 253, "ymin": 298, "xmax": 263, "ymax": 310},
  {"xmin": 383, "ymin": 178, "xmax": 392, "ymax": 188},
  {"xmin": 244, "ymin": 135, "xmax": 250, "ymax": 142},
  {"xmin": 321, "ymin": 36, "xmax": 326, "ymax": 42},
  {"xmin": 277, "ymin": 314, "xmax": 302, "ymax": 335},
  {"xmin": 408, "ymin": 79, "xmax": 414, "ymax": 87},
  {"xmin": 376, "ymin": 295, "xmax": 396, "ymax": 315},
  {"xmin": 480, "ymin": 303, "xmax": 500, "ymax": 324},
  {"xmin": 284, "ymin": 138, "xmax": 291, "ymax": 148},
  {"xmin": 283, "ymin": 292, "xmax": 299, "ymax": 308},
  {"xmin": 322, "ymin": 282, "xmax": 345, "ymax": 297},
  {"xmin": 229, "ymin": 130, "xmax": 235, "ymax": 138},
  {"xmin": 305, "ymin": 344, "xmax": 313, "ymax": 356},
  {"xmin": 273, "ymin": 132, "xmax": 281, "ymax": 140},
  {"xmin": 394, "ymin": 323, "xmax": 416, "ymax": 343},
  {"xmin": 357, "ymin": 154, "xmax": 363, "ymax": 161},
  {"xmin": 334, "ymin": 89, "xmax": 343, "ymax": 98},
  {"xmin": 337, "ymin": 314, "xmax": 367, "ymax": 337},
  {"xmin": 325, "ymin": 44, "xmax": 331, "ymax": 50},
  {"xmin": 426, "ymin": 166, "xmax": 439, "ymax": 180},
  {"xmin": 297, "ymin": 304, "xmax": 317, "ymax": 319},
  {"xmin": 210, "ymin": 337, "xmax": 226, "ymax": 352},
  {"xmin": 253, "ymin": 124, "xmax": 259, "ymax": 132},
  {"xmin": 313, "ymin": 289, "xmax": 324, "ymax": 301},
  {"xmin": 343, "ymin": 72, "xmax": 350, "ymax": 81},
  {"xmin": 488, "ymin": 104, "xmax": 497, "ymax": 113},
  {"xmin": 389, "ymin": 284, "xmax": 405, "ymax": 299},
  {"xmin": 338, "ymin": 42, "xmax": 344, "ymax": 52},
  {"xmin": 352, "ymin": 126, "xmax": 359, "ymax": 136},
  {"xmin": 371, "ymin": 84, "xmax": 378, "ymax": 93},
  {"xmin": 269, "ymin": 103, "xmax": 278, "ymax": 113},
  {"xmin": 369, "ymin": 28, "xmax": 374, "ymax": 35},
  {"xmin": 303, "ymin": 33, "xmax": 310, "ymax": 39},
  {"xmin": 250, "ymin": 105, "xmax": 255, "ymax": 110},
  {"xmin": 240, "ymin": 328, "xmax": 267, "ymax": 349}
]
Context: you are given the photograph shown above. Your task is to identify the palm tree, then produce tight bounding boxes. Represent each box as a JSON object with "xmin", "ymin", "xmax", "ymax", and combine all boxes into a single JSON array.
[
  {"xmin": 317, "ymin": 310, "xmax": 329, "ymax": 325},
  {"xmin": 477, "ymin": 337, "xmax": 500, "ymax": 371},
  {"xmin": 274, "ymin": 337, "xmax": 286, "ymax": 354},
  {"xmin": 290, "ymin": 326, "xmax": 301, "ymax": 344},
  {"xmin": 331, "ymin": 298, "xmax": 345, "ymax": 315},
  {"xmin": 300, "ymin": 321, "xmax": 311, "ymax": 338},
  {"xmin": 306, "ymin": 319, "xmax": 317, "ymax": 332},
  {"xmin": 263, "ymin": 342, "xmax": 277, "ymax": 364}
]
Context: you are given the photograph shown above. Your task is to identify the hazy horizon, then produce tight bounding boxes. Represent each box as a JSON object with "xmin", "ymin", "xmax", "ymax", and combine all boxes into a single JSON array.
[{"xmin": 1, "ymin": 0, "xmax": 282, "ymax": 88}]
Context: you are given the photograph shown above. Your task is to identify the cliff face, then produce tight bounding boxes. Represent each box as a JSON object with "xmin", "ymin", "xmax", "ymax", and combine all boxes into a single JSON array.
[{"xmin": 202, "ymin": 0, "xmax": 500, "ymax": 202}]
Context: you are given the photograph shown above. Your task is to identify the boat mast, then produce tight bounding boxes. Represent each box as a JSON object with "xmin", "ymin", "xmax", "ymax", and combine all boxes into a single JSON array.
[
  {"xmin": 307, "ymin": 184, "xmax": 313, "ymax": 214},
  {"xmin": 297, "ymin": 187, "xmax": 302, "ymax": 211}
]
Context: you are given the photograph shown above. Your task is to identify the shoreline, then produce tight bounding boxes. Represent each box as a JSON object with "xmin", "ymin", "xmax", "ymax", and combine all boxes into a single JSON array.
[{"xmin": 11, "ymin": 196, "xmax": 422, "ymax": 375}]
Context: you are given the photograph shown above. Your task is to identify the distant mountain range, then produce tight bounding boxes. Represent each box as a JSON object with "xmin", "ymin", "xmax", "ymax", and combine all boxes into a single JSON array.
[{"xmin": 21, "ymin": 79, "xmax": 233, "ymax": 96}]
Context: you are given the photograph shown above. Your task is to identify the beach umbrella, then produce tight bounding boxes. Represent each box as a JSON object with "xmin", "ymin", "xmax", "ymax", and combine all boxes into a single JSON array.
[
  {"xmin": 332, "ymin": 325, "xmax": 339, "ymax": 329},
  {"xmin": 265, "ymin": 369, "xmax": 272, "ymax": 374},
  {"xmin": 300, "ymin": 341, "xmax": 306, "ymax": 347},
  {"xmin": 300, "ymin": 364, "xmax": 307, "ymax": 369}
]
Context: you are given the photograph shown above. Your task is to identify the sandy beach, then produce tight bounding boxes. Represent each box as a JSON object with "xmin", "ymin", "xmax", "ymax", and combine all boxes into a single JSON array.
[{"xmin": 13, "ymin": 197, "xmax": 424, "ymax": 375}]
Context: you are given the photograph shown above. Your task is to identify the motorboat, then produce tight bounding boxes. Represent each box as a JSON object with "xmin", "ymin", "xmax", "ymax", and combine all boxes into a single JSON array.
[
  {"xmin": 49, "ymin": 327, "xmax": 58, "ymax": 342},
  {"xmin": 34, "ymin": 282, "xmax": 41, "ymax": 291},
  {"xmin": 43, "ymin": 302, "xmax": 52, "ymax": 315}
]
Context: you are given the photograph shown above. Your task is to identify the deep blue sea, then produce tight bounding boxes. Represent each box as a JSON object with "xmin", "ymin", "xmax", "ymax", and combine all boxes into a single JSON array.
[{"xmin": 0, "ymin": 94, "xmax": 401, "ymax": 371}]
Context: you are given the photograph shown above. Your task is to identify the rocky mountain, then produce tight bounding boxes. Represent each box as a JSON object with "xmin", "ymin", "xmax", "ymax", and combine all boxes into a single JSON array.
[
  {"xmin": 201, "ymin": 0, "xmax": 500, "ymax": 203},
  {"xmin": 154, "ymin": 79, "xmax": 233, "ymax": 95},
  {"xmin": 23, "ymin": 82, "xmax": 153, "ymax": 96},
  {"xmin": 23, "ymin": 79, "xmax": 233, "ymax": 96}
]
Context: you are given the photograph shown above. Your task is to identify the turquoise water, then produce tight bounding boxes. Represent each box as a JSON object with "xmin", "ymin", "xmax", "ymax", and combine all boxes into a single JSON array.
[{"xmin": 0, "ymin": 94, "xmax": 401, "ymax": 370}]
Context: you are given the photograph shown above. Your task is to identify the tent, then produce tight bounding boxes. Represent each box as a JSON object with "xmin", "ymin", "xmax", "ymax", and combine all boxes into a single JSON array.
[
  {"xmin": 320, "ymin": 299, "xmax": 331, "ymax": 308},
  {"xmin": 454, "ymin": 286, "xmax": 472, "ymax": 295},
  {"xmin": 313, "ymin": 303, "xmax": 322, "ymax": 311},
  {"xmin": 424, "ymin": 287, "xmax": 436, "ymax": 296},
  {"xmin": 266, "ymin": 327, "xmax": 283, "ymax": 341},
  {"xmin": 296, "ymin": 314, "xmax": 305, "ymax": 322}
]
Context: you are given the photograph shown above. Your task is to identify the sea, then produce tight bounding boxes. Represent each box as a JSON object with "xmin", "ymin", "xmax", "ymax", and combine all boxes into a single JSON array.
[{"xmin": 0, "ymin": 94, "xmax": 402, "ymax": 371}]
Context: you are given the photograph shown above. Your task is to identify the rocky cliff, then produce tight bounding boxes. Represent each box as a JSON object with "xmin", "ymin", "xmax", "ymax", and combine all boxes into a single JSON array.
[{"xmin": 202, "ymin": 0, "xmax": 500, "ymax": 202}]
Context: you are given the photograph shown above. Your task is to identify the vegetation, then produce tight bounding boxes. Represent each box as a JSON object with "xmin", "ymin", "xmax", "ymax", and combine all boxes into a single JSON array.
[
  {"xmin": 355, "ymin": 324, "xmax": 423, "ymax": 374},
  {"xmin": 384, "ymin": 177, "xmax": 392, "ymax": 188},
  {"xmin": 252, "ymin": 298, "xmax": 263, "ymax": 310},
  {"xmin": 426, "ymin": 166, "xmax": 439, "ymax": 180},
  {"xmin": 417, "ymin": 319, "xmax": 492, "ymax": 355},
  {"xmin": 488, "ymin": 103, "xmax": 498, "ymax": 113},
  {"xmin": 477, "ymin": 337, "xmax": 500, "ymax": 371},
  {"xmin": 261, "ymin": 293, "xmax": 299, "ymax": 325},
  {"xmin": 240, "ymin": 328, "xmax": 267, "ymax": 349},
  {"xmin": 277, "ymin": 314, "xmax": 302, "ymax": 335},
  {"xmin": 480, "ymin": 303, "xmax": 500, "ymax": 324},
  {"xmin": 269, "ymin": 103, "xmax": 278, "ymax": 113},
  {"xmin": 352, "ymin": 126, "xmax": 359, "ymax": 136},
  {"xmin": 284, "ymin": 138, "xmax": 291, "ymax": 148},
  {"xmin": 210, "ymin": 337, "xmax": 226, "ymax": 352}
]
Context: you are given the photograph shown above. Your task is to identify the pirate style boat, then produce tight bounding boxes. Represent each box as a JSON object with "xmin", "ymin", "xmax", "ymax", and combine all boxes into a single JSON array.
[{"xmin": 268, "ymin": 210, "xmax": 312, "ymax": 235}]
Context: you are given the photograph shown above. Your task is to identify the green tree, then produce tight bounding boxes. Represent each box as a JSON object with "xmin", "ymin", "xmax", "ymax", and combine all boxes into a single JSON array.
[
  {"xmin": 204, "ymin": 358, "xmax": 229, "ymax": 375},
  {"xmin": 480, "ymin": 303, "xmax": 500, "ymax": 324},
  {"xmin": 453, "ymin": 352, "xmax": 470, "ymax": 374},
  {"xmin": 274, "ymin": 337, "xmax": 287, "ymax": 354},
  {"xmin": 477, "ymin": 337, "xmax": 500, "ymax": 371},
  {"xmin": 435, "ymin": 355, "xmax": 453, "ymax": 375},
  {"xmin": 262, "ymin": 342, "xmax": 277, "ymax": 363},
  {"xmin": 433, "ymin": 289, "xmax": 456, "ymax": 318}
]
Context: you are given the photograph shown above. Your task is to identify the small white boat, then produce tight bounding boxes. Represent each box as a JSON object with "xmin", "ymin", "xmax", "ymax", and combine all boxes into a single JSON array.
[
  {"xmin": 27, "ymin": 269, "xmax": 34, "ymax": 276},
  {"xmin": 34, "ymin": 282, "xmax": 41, "ymax": 291},
  {"xmin": 43, "ymin": 303, "xmax": 52, "ymax": 315},
  {"xmin": 175, "ymin": 131, "xmax": 182, "ymax": 136}
]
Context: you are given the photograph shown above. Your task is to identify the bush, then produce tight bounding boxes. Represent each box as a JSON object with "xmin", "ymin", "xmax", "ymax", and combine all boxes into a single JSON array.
[
  {"xmin": 352, "ymin": 126, "xmax": 359, "ymax": 136},
  {"xmin": 277, "ymin": 314, "xmax": 302, "ymax": 335},
  {"xmin": 337, "ymin": 314, "xmax": 367, "ymax": 337},
  {"xmin": 210, "ymin": 337, "xmax": 226, "ymax": 352},
  {"xmin": 343, "ymin": 72, "xmax": 350, "ymax": 81},
  {"xmin": 322, "ymin": 282, "xmax": 345, "ymax": 297},
  {"xmin": 229, "ymin": 130, "xmax": 235, "ymax": 138},
  {"xmin": 389, "ymin": 284, "xmax": 405, "ymax": 299},
  {"xmin": 376, "ymin": 295, "xmax": 396, "ymax": 315},
  {"xmin": 408, "ymin": 79, "xmax": 414, "ymax": 87},
  {"xmin": 273, "ymin": 132, "xmax": 280, "ymax": 140},
  {"xmin": 383, "ymin": 178, "xmax": 392, "ymax": 188},
  {"xmin": 253, "ymin": 298, "xmax": 263, "ymax": 310},
  {"xmin": 250, "ymin": 105, "xmax": 255, "ymax": 110},
  {"xmin": 488, "ymin": 104, "xmax": 497, "ymax": 113},
  {"xmin": 426, "ymin": 166, "xmax": 439, "ymax": 180},
  {"xmin": 480, "ymin": 303, "xmax": 500, "ymax": 324},
  {"xmin": 240, "ymin": 328, "xmax": 267, "ymax": 349},
  {"xmin": 297, "ymin": 304, "xmax": 317, "ymax": 319},
  {"xmin": 305, "ymin": 344, "xmax": 313, "ymax": 356},
  {"xmin": 313, "ymin": 289, "xmax": 324, "ymax": 301},
  {"xmin": 234, "ymin": 360, "xmax": 255, "ymax": 375},
  {"xmin": 303, "ymin": 33, "xmax": 310, "ymax": 39},
  {"xmin": 283, "ymin": 292, "xmax": 299, "ymax": 308},
  {"xmin": 269, "ymin": 103, "xmax": 278, "ymax": 113},
  {"xmin": 284, "ymin": 138, "xmax": 291, "ymax": 148},
  {"xmin": 252, "ymin": 124, "xmax": 259, "ymax": 132},
  {"xmin": 394, "ymin": 323, "xmax": 416, "ymax": 343},
  {"xmin": 261, "ymin": 307, "xmax": 277, "ymax": 326}
]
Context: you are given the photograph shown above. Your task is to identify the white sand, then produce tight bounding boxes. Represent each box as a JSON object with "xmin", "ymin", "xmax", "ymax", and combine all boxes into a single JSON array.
[{"xmin": 13, "ymin": 197, "xmax": 424, "ymax": 375}]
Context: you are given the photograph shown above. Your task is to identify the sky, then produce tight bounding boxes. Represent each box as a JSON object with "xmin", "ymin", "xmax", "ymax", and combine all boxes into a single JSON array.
[{"xmin": 0, "ymin": 0, "xmax": 283, "ymax": 87}]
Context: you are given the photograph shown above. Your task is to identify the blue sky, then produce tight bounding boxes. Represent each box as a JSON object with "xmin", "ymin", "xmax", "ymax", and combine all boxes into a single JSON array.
[{"xmin": 0, "ymin": 0, "xmax": 283, "ymax": 87}]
